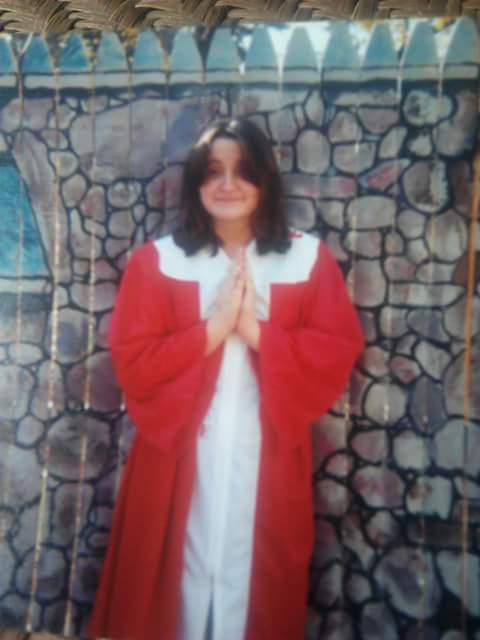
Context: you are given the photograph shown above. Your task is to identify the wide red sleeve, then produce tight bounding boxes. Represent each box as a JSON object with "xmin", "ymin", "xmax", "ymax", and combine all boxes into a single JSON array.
[
  {"xmin": 258, "ymin": 241, "xmax": 364, "ymax": 450},
  {"xmin": 108, "ymin": 242, "xmax": 208, "ymax": 451}
]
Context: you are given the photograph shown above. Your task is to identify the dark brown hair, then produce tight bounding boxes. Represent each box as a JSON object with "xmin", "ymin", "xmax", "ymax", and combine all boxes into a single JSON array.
[{"xmin": 173, "ymin": 118, "xmax": 291, "ymax": 255}]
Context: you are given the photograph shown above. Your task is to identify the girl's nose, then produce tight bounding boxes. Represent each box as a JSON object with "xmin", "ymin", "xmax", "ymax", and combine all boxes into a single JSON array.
[{"xmin": 220, "ymin": 171, "xmax": 235, "ymax": 188}]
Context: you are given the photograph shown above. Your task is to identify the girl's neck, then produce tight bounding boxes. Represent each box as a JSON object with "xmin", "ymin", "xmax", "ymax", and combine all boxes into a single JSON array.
[{"xmin": 214, "ymin": 221, "xmax": 253, "ymax": 258}]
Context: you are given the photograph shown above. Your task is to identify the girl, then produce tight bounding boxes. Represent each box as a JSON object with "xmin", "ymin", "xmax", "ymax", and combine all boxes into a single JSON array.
[{"xmin": 89, "ymin": 118, "xmax": 363, "ymax": 640}]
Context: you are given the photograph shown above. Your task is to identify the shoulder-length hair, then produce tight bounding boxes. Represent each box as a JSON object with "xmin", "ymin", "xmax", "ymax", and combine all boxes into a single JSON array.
[{"xmin": 173, "ymin": 118, "xmax": 291, "ymax": 255}]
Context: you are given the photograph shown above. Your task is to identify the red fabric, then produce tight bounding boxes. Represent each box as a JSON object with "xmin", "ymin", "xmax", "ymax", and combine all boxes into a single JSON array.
[{"xmin": 88, "ymin": 239, "xmax": 364, "ymax": 640}]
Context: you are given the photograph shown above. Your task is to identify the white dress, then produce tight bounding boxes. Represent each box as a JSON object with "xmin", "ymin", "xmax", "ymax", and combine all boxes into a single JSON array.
[{"xmin": 154, "ymin": 233, "xmax": 319, "ymax": 640}]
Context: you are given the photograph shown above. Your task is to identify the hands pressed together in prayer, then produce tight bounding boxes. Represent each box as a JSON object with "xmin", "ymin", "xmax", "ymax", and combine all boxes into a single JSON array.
[{"xmin": 205, "ymin": 248, "xmax": 260, "ymax": 355}]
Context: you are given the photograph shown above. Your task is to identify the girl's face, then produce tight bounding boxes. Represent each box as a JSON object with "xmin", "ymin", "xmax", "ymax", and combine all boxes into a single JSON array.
[{"xmin": 199, "ymin": 137, "xmax": 260, "ymax": 227}]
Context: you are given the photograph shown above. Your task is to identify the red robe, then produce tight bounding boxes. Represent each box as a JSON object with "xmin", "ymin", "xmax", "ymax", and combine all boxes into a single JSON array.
[{"xmin": 88, "ymin": 233, "xmax": 364, "ymax": 640}]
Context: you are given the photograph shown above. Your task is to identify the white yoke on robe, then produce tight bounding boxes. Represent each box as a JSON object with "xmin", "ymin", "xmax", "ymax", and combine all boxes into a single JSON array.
[{"xmin": 154, "ymin": 234, "xmax": 319, "ymax": 640}]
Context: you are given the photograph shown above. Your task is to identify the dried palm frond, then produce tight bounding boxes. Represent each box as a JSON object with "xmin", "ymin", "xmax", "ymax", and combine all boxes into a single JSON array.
[
  {"xmin": 0, "ymin": 0, "xmax": 476, "ymax": 31},
  {"xmin": 0, "ymin": 0, "xmax": 73, "ymax": 31},
  {"xmin": 63, "ymin": 0, "xmax": 144, "ymax": 28},
  {"xmin": 136, "ymin": 0, "xmax": 227, "ymax": 26}
]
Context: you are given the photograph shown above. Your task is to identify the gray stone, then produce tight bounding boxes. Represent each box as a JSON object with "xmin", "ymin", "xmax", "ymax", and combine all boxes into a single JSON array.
[
  {"xmin": 56, "ymin": 307, "xmax": 89, "ymax": 363},
  {"xmin": 359, "ymin": 345, "xmax": 388, "ymax": 378},
  {"xmin": 358, "ymin": 108, "xmax": 398, "ymax": 134},
  {"xmin": 89, "ymin": 504, "xmax": 114, "ymax": 530},
  {"xmin": 360, "ymin": 159, "xmax": 409, "ymax": 192},
  {"xmin": 352, "ymin": 260, "xmax": 386, "ymax": 308},
  {"xmin": 71, "ymin": 98, "xmax": 214, "ymax": 180},
  {"xmin": 297, "ymin": 129, "xmax": 330, "ymax": 174},
  {"xmin": 305, "ymin": 91, "xmax": 324, "ymax": 126},
  {"xmin": 80, "ymin": 185, "xmax": 107, "ymax": 222},
  {"xmin": 42, "ymin": 129, "xmax": 69, "ymax": 150},
  {"xmin": 106, "ymin": 237, "xmax": 129, "ymax": 262},
  {"xmin": 407, "ymin": 238, "xmax": 429, "ymax": 264},
  {"xmin": 416, "ymin": 262, "xmax": 456, "ymax": 283},
  {"xmin": 402, "ymin": 283, "xmax": 463, "ymax": 308},
  {"xmin": 318, "ymin": 176, "xmax": 357, "ymax": 199},
  {"xmin": 71, "ymin": 555, "xmax": 103, "ymax": 603},
  {"xmin": 385, "ymin": 257, "xmax": 416, "ymax": 282},
  {"xmin": 411, "ymin": 377, "xmax": 446, "ymax": 434},
  {"xmin": 433, "ymin": 419, "xmax": 480, "ymax": 475},
  {"xmin": 380, "ymin": 307, "xmax": 408, "ymax": 338},
  {"xmin": 415, "ymin": 340, "xmax": 451, "ymax": 381},
  {"xmin": 341, "ymin": 514, "xmax": 375, "ymax": 569},
  {"xmin": 49, "ymin": 103, "xmax": 76, "ymax": 130},
  {"xmin": 319, "ymin": 200, "xmax": 344, "ymax": 230},
  {"xmin": 366, "ymin": 512, "xmax": 400, "ymax": 547},
  {"xmin": 0, "ymin": 446, "xmax": 40, "ymax": 505},
  {"xmin": 402, "ymin": 160, "xmax": 448, "ymax": 213},
  {"xmin": 352, "ymin": 430, "xmax": 388, "ymax": 464},
  {"xmin": 134, "ymin": 203, "xmax": 147, "ymax": 223},
  {"xmin": 45, "ymin": 414, "xmax": 113, "ymax": 480},
  {"xmin": 51, "ymin": 482, "xmax": 94, "ymax": 546},
  {"xmin": 347, "ymin": 196, "xmax": 395, "ymax": 229},
  {"xmin": 365, "ymin": 382, "xmax": 406, "ymax": 425},
  {"xmin": 359, "ymin": 311, "xmax": 377, "ymax": 343},
  {"xmin": 445, "ymin": 296, "xmax": 480, "ymax": 341},
  {"xmin": 97, "ymin": 312, "xmax": 112, "ymax": 350},
  {"xmin": 62, "ymin": 173, "xmax": 87, "ymax": 209},
  {"xmin": 323, "ymin": 610, "xmax": 354, "ymax": 640},
  {"xmin": 385, "ymin": 231, "xmax": 405, "ymax": 256},
  {"xmin": 403, "ymin": 90, "xmax": 452, "ymax": 126},
  {"xmin": 313, "ymin": 518, "xmax": 342, "ymax": 568},
  {"xmin": 315, "ymin": 479, "xmax": 350, "ymax": 516},
  {"xmin": 435, "ymin": 90, "xmax": 477, "ymax": 156},
  {"xmin": 16, "ymin": 546, "xmax": 67, "ymax": 601},
  {"xmin": 81, "ymin": 95, "xmax": 109, "ymax": 113},
  {"xmin": 31, "ymin": 360, "xmax": 65, "ymax": 420},
  {"xmin": 107, "ymin": 180, "xmax": 141, "ymax": 209},
  {"xmin": 345, "ymin": 573, "xmax": 371, "ymax": 604},
  {"xmin": 285, "ymin": 198, "xmax": 316, "ymax": 231},
  {"xmin": 16, "ymin": 415, "xmax": 45, "ymax": 447},
  {"xmin": 379, "ymin": 126, "xmax": 407, "ymax": 159},
  {"xmin": 329, "ymin": 111, "xmax": 362, "ymax": 143},
  {"xmin": 426, "ymin": 210, "xmax": 467, "ymax": 263},
  {"xmin": 146, "ymin": 164, "xmax": 183, "ymax": 209},
  {"xmin": 393, "ymin": 432, "xmax": 428, "ymax": 471},
  {"xmin": 332, "ymin": 90, "xmax": 398, "ymax": 108},
  {"xmin": 374, "ymin": 547, "xmax": 441, "ymax": 617},
  {"xmin": 437, "ymin": 551, "xmax": 480, "ymax": 617},
  {"xmin": 444, "ymin": 350, "xmax": 480, "ymax": 421},
  {"xmin": 0, "ymin": 545, "xmax": 15, "ymax": 598},
  {"xmin": 350, "ymin": 370, "xmax": 371, "ymax": 418},
  {"xmin": 71, "ymin": 281, "xmax": 116, "ymax": 313},
  {"xmin": 315, "ymin": 562, "xmax": 342, "ymax": 607},
  {"xmin": 352, "ymin": 466, "xmax": 404, "ymax": 508},
  {"xmin": 361, "ymin": 601, "xmax": 398, "ymax": 640},
  {"xmin": 108, "ymin": 208, "xmax": 136, "ymax": 239},
  {"xmin": 408, "ymin": 131, "xmax": 433, "ymax": 157},
  {"xmin": 398, "ymin": 209, "xmax": 425, "ymax": 240},
  {"xmin": 70, "ymin": 209, "xmax": 103, "ymax": 261},
  {"xmin": 396, "ymin": 334, "xmax": 418, "ymax": 356},
  {"xmin": 333, "ymin": 142, "xmax": 376, "ymax": 175},
  {"xmin": 325, "ymin": 453, "xmax": 353, "ymax": 479},
  {"xmin": 67, "ymin": 351, "xmax": 121, "ymax": 412},
  {"xmin": 0, "ymin": 365, "xmax": 34, "ymax": 420},
  {"xmin": 0, "ymin": 97, "xmax": 53, "ymax": 132},
  {"xmin": 50, "ymin": 151, "xmax": 78, "ymax": 178},
  {"xmin": 407, "ymin": 309, "xmax": 449, "ymax": 343},
  {"xmin": 8, "ymin": 343, "xmax": 43, "ymax": 366},
  {"xmin": 269, "ymin": 108, "xmax": 297, "ymax": 143},
  {"xmin": 277, "ymin": 143, "xmax": 294, "ymax": 171},
  {"xmin": 407, "ymin": 476, "xmax": 452, "ymax": 519}
]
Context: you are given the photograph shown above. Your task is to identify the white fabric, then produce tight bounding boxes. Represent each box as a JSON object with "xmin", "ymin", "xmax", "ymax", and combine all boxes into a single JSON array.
[{"xmin": 153, "ymin": 233, "xmax": 319, "ymax": 640}]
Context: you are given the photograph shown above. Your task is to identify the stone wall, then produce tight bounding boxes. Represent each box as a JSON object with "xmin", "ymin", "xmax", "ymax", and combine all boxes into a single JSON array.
[{"xmin": 0, "ymin": 18, "xmax": 479, "ymax": 639}]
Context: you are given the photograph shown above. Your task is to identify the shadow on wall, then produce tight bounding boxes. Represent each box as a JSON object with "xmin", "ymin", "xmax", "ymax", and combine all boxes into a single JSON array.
[{"xmin": 0, "ymin": 17, "xmax": 479, "ymax": 640}]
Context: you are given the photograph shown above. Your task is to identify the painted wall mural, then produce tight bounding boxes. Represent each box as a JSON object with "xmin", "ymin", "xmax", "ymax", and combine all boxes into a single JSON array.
[{"xmin": 0, "ymin": 18, "xmax": 479, "ymax": 639}]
